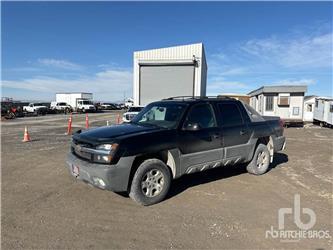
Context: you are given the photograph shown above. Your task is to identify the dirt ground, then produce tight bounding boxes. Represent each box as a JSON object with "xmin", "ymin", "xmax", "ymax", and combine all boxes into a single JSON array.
[{"xmin": 1, "ymin": 112, "xmax": 332, "ymax": 249}]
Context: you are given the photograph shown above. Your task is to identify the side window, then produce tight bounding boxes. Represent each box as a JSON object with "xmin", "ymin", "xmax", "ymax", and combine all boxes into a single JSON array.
[
  {"xmin": 307, "ymin": 104, "xmax": 312, "ymax": 112},
  {"xmin": 218, "ymin": 103, "xmax": 244, "ymax": 127},
  {"xmin": 265, "ymin": 95, "xmax": 274, "ymax": 111},
  {"xmin": 293, "ymin": 107, "xmax": 300, "ymax": 116},
  {"xmin": 185, "ymin": 104, "xmax": 217, "ymax": 129}
]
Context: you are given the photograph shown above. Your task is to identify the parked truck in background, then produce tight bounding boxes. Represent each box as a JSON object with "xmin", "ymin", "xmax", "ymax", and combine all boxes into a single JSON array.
[
  {"xmin": 56, "ymin": 93, "xmax": 96, "ymax": 113},
  {"xmin": 23, "ymin": 103, "xmax": 48, "ymax": 115},
  {"xmin": 124, "ymin": 98, "xmax": 134, "ymax": 108},
  {"xmin": 50, "ymin": 102, "xmax": 73, "ymax": 114}
]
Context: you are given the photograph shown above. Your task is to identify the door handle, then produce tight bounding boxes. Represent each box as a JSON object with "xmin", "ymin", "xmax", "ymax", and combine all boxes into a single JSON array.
[
  {"xmin": 240, "ymin": 130, "xmax": 247, "ymax": 135},
  {"xmin": 212, "ymin": 134, "xmax": 220, "ymax": 139}
]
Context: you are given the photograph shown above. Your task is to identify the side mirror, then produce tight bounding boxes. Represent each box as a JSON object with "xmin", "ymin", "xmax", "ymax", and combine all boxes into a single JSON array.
[{"xmin": 184, "ymin": 122, "xmax": 201, "ymax": 131}]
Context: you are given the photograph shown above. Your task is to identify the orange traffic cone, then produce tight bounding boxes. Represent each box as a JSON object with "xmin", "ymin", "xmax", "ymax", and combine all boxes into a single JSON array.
[
  {"xmin": 85, "ymin": 113, "xmax": 89, "ymax": 129},
  {"xmin": 66, "ymin": 113, "xmax": 73, "ymax": 135},
  {"xmin": 117, "ymin": 114, "xmax": 121, "ymax": 124},
  {"xmin": 22, "ymin": 126, "xmax": 31, "ymax": 142}
]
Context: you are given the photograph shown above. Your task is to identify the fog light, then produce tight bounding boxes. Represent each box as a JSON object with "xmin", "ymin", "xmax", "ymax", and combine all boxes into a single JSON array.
[{"xmin": 92, "ymin": 177, "xmax": 106, "ymax": 189}]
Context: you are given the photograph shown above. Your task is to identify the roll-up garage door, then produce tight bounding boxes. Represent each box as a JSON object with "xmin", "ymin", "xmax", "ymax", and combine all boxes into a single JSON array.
[{"xmin": 139, "ymin": 65, "xmax": 195, "ymax": 105}]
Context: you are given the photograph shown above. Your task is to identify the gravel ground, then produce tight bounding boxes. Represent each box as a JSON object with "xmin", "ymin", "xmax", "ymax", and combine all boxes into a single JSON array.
[{"xmin": 1, "ymin": 112, "xmax": 332, "ymax": 249}]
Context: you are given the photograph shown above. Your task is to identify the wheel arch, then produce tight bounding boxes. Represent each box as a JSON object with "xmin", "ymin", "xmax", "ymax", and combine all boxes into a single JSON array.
[
  {"xmin": 127, "ymin": 150, "xmax": 177, "ymax": 192},
  {"xmin": 251, "ymin": 136, "xmax": 274, "ymax": 163}
]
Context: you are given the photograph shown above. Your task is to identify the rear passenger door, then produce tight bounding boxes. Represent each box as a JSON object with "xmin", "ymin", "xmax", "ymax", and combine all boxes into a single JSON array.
[{"xmin": 217, "ymin": 102, "xmax": 251, "ymax": 161}]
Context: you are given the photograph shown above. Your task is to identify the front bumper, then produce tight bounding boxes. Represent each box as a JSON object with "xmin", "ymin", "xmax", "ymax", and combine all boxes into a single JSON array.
[
  {"xmin": 66, "ymin": 152, "xmax": 135, "ymax": 192},
  {"xmin": 273, "ymin": 136, "xmax": 286, "ymax": 152}
]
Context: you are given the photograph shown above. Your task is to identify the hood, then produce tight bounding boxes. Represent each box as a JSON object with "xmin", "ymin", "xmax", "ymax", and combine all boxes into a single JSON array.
[
  {"xmin": 124, "ymin": 112, "xmax": 139, "ymax": 115},
  {"xmin": 76, "ymin": 123, "xmax": 161, "ymax": 142}
]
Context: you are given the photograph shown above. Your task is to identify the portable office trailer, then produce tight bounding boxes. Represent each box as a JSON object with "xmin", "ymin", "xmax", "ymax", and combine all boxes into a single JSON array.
[
  {"xmin": 133, "ymin": 43, "xmax": 207, "ymax": 106},
  {"xmin": 56, "ymin": 93, "xmax": 93, "ymax": 109},
  {"xmin": 248, "ymin": 85, "xmax": 307, "ymax": 126},
  {"xmin": 218, "ymin": 93, "xmax": 250, "ymax": 104},
  {"xmin": 313, "ymin": 97, "xmax": 333, "ymax": 127},
  {"xmin": 303, "ymin": 95, "xmax": 316, "ymax": 122}
]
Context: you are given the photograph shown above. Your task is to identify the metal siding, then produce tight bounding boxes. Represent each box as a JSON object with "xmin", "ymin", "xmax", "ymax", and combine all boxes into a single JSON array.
[
  {"xmin": 133, "ymin": 43, "xmax": 207, "ymax": 105},
  {"xmin": 139, "ymin": 65, "xmax": 195, "ymax": 105}
]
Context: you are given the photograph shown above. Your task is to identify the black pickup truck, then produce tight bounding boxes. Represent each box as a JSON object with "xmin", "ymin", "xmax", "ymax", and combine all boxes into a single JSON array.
[{"xmin": 67, "ymin": 97, "xmax": 286, "ymax": 205}]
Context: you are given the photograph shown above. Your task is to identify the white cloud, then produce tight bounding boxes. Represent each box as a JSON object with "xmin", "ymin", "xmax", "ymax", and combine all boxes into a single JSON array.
[
  {"xmin": 270, "ymin": 78, "xmax": 316, "ymax": 86},
  {"xmin": 207, "ymin": 76, "xmax": 251, "ymax": 95},
  {"xmin": 38, "ymin": 58, "xmax": 83, "ymax": 70},
  {"xmin": 206, "ymin": 24, "xmax": 331, "ymax": 95},
  {"xmin": 1, "ymin": 68, "xmax": 133, "ymax": 101},
  {"xmin": 241, "ymin": 32, "xmax": 333, "ymax": 69}
]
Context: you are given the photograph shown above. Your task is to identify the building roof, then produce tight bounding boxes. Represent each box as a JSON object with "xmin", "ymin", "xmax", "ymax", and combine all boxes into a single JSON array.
[
  {"xmin": 247, "ymin": 85, "xmax": 307, "ymax": 96},
  {"xmin": 316, "ymin": 97, "xmax": 333, "ymax": 101},
  {"xmin": 304, "ymin": 95, "xmax": 317, "ymax": 101},
  {"xmin": 134, "ymin": 43, "xmax": 207, "ymax": 66}
]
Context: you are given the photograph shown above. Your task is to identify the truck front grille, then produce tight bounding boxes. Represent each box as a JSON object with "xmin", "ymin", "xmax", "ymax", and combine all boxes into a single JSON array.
[
  {"xmin": 71, "ymin": 139, "xmax": 93, "ymax": 161},
  {"xmin": 126, "ymin": 114, "xmax": 136, "ymax": 121}
]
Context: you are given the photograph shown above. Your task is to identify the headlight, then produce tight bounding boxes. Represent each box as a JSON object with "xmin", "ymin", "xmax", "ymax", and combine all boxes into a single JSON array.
[
  {"xmin": 96, "ymin": 143, "xmax": 118, "ymax": 151},
  {"xmin": 94, "ymin": 143, "xmax": 118, "ymax": 163}
]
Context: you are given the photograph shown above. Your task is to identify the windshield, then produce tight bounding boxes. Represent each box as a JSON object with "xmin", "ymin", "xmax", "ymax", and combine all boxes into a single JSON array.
[
  {"xmin": 131, "ymin": 102, "xmax": 188, "ymax": 129},
  {"xmin": 81, "ymin": 100, "xmax": 92, "ymax": 105},
  {"xmin": 128, "ymin": 107, "xmax": 143, "ymax": 112}
]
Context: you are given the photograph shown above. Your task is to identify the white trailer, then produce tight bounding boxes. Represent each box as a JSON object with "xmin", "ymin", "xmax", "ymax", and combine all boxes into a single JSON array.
[
  {"xmin": 313, "ymin": 97, "xmax": 333, "ymax": 127},
  {"xmin": 303, "ymin": 95, "xmax": 316, "ymax": 122},
  {"xmin": 133, "ymin": 43, "xmax": 207, "ymax": 106},
  {"xmin": 248, "ymin": 85, "xmax": 307, "ymax": 126},
  {"xmin": 55, "ymin": 93, "xmax": 95, "ymax": 112}
]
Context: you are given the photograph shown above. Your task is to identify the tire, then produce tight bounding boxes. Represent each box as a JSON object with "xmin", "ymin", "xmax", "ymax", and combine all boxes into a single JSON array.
[
  {"xmin": 82, "ymin": 108, "xmax": 85, "ymax": 113},
  {"xmin": 246, "ymin": 144, "xmax": 270, "ymax": 175},
  {"xmin": 129, "ymin": 159, "xmax": 171, "ymax": 206}
]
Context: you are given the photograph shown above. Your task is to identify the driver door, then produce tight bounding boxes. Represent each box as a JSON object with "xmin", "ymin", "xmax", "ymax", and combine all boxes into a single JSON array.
[{"xmin": 178, "ymin": 103, "xmax": 222, "ymax": 174}]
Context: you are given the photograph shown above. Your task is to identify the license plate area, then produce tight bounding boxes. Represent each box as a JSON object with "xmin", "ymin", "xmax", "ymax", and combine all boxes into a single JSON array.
[{"xmin": 72, "ymin": 164, "xmax": 80, "ymax": 177}]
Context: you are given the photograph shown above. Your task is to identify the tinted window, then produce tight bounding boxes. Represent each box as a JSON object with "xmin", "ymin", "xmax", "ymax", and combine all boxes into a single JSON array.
[
  {"xmin": 132, "ymin": 103, "xmax": 187, "ymax": 129},
  {"xmin": 185, "ymin": 104, "xmax": 217, "ymax": 129},
  {"xmin": 129, "ymin": 107, "xmax": 143, "ymax": 112},
  {"xmin": 218, "ymin": 103, "xmax": 244, "ymax": 127}
]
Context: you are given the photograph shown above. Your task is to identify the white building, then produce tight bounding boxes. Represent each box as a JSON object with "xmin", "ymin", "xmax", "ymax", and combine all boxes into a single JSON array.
[
  {"xmin": 303, "ymin": 95, "xmax": 316, "ymax": 122},
  {"xmin": 313, "ymin": 97, "xmax": 333, "ymax": 127},
  {"xmin": 133, "ymin": 43, "xmax": 207, "ymax": 106},
  {"xmin": 248, "ymin": 85, "xmax": 307, "ymax": 125}
]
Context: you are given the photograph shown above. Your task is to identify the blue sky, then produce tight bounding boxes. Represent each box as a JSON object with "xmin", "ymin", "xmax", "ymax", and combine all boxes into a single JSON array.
[{"xmin": 1, "ymin": 1, "xmax": 332, "ymax": 101}]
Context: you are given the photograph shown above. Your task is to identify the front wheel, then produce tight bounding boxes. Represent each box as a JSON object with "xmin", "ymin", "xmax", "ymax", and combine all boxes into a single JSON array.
[
  {"xmin": 246, "ymin": 143, "xmax": 270, "ymax": 175},
  {"xmin": 129, "ymin": 159, "xmax": 171, "ymax": 206}
]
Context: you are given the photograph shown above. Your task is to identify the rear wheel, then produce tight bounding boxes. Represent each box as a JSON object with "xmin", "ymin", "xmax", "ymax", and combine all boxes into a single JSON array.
[
  {"xmin": 246, "ymin": 144, "xmax": 270, "ymax": 175},
  {"xmin": 129, "ymin": 159, "xmax": 171, "ymax": 206}
]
